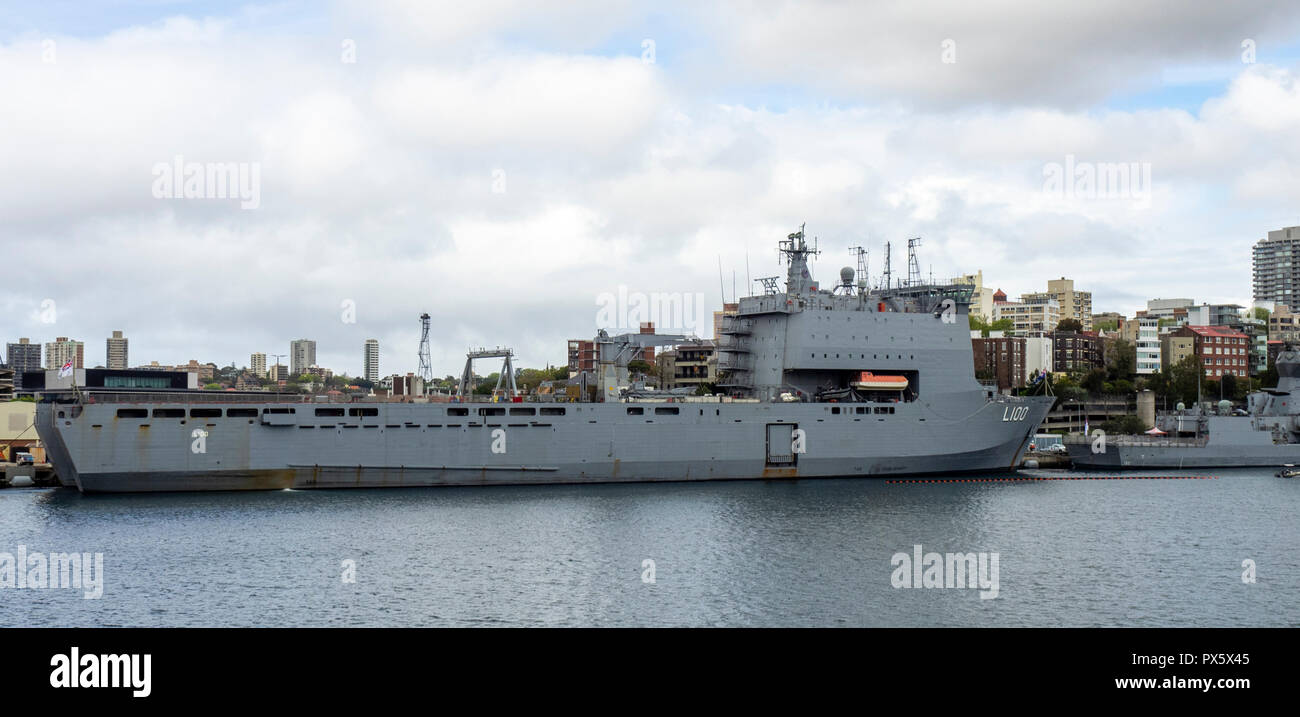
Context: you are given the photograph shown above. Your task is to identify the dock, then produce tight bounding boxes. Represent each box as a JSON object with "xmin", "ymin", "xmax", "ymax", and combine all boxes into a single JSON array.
[{"xmin": 0, "ymin": 462, "xmax": 61, "ymax": 488}]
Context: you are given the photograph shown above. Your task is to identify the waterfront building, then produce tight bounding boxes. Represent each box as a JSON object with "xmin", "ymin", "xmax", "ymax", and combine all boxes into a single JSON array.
[
  {"xmin": 5, "ymin": 338, "xmax": 42, "ymax": 389},
  {"xmin": 1160, "ymin": 334, "xmax": 1196, "ymax": 372},
  {"xmin": 1050, "ymin": 330, "xmax": 1104, "ymax": 372},
  {"xmin": 290, "ymin": 339, "xmax": 316, "ymax": 377},
  {"xmin": 106, "ymin": 330, "xmax": 128, "ymax": 370},
  {"xmin": 1023, "ymin": 277, "xmax": 1092, "ymax": 330},
  {"xmin": 1170, "ymin": 325, "xmax": 1250, "ymax": 379},
  {"xmin": 1252, "ymin": 225, "xmax": 1300, "ymax": 304},
  {"xmin": 992, "ymin": 290, "xmax": 1060, "ymax": 333},
  {"xmin": 364, "ymin": 339, "xmax": 380, "ymax": 383},
  {"xmin": 1136, "ymin": 317, "xmax": 1161, "ymax": 375},
  {"xmin": 250, "ymin": 352, "xmax": 267, "ymax": 378},
  {"xmin": 972, "ymin": 335, "xmax": 1026, "ymax": 391},
  {"xmin": 44, "ymin": 337, "xmax": 84, "ymax": 370}
]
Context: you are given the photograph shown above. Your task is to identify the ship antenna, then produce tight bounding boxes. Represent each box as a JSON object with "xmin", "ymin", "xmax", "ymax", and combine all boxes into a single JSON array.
[
  {"xmin": 882, "ymin": 241, "xmax": 892, "ymax": 290},
  {"xmin": 718, "ymin": 256, "xmax": 727, "ymax": 303}
]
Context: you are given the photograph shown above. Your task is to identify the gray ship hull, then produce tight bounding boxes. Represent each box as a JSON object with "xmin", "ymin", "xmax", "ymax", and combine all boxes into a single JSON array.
[
  {"xmin": 1067, "ymin": 414, "xmax": 1300, "ymax": 469},
  {"xmin": 37, "ymin": 396, "xmax": 1053, "ymax": 493}
]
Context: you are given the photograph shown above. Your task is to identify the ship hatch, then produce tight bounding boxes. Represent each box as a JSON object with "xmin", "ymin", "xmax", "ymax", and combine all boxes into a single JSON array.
[{"xmin": 766, "ymin": 423, "xmax": 797, "ymax": 466}]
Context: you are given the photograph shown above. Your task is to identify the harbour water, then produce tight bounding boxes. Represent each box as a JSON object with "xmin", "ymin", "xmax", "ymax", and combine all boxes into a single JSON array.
[{"xmin": 2, "ymin": 469, "xmax": 1297, "ymax": 627}]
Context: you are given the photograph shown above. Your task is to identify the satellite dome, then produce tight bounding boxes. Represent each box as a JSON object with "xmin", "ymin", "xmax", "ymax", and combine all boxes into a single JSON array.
[{"xmin": 840, "ymin": 266, "xmax": 855, "ymax": 285}]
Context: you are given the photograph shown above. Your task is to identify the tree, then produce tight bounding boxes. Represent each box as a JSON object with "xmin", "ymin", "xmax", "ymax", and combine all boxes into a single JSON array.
[
  {"xmin": 1254, "ymin": 307, "xmax": 1270, "ymax": 323},
  {"xmin": 969, "ymin": 314, "xmax": 1013, "ymax": 337},
  {"xmin": 1105, "ymin": 339, "xmax": 1136, "ymax": 381},
  {"xmin": 1081, "ymin": 367, "xmax": 1107, "ymax": 395},
  {"xmin": 1220, "ymin": 373, "xmax": 1238, "ymax": 399},
  {"xmin": 1100, "ymin": 415, "xmax": 1148, "ymax": 434},
  {"xmin": 1167, "ymin": 355, "xmax": 1204, "ymax": 406},
  {"xmin": 1258, "ymin": 363, "xmax": 1278, "ymax": 390},
  {"xmin": 1057, "ymin": 318, "xmax": 1084, "ymax": 333}
]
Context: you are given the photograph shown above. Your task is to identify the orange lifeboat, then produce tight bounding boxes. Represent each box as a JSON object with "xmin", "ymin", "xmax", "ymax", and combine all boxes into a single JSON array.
[{"xmin": 850, "ymin": 372, "xmax": 908, "ymax": 390}]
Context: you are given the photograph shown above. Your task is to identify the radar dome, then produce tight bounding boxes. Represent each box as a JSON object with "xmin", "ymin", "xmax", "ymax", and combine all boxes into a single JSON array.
[{"xmin": 840, "ymin": 267, "xmax": 855, "ymax": 285}]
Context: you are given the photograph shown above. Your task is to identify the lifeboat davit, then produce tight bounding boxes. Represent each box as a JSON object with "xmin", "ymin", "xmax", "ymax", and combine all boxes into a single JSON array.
[{"xmin": 850, "ymin": 372, "xmax": 908, "ymax": 390}]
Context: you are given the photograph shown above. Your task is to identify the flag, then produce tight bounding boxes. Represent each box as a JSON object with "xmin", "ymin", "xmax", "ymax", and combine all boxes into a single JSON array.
[{"xmin": 58, "ymin": 360, "xmax": 73, "ymax": 378}]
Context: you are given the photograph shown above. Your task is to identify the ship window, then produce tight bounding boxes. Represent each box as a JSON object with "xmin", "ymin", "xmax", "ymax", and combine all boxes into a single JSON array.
[
  {"xmin": 856, "ymin": 407, "xmax": 867, "ymax": 414},
  {"xmin": 227, "ymin": 408, "xmax": 257, "ymax": 417},
  {"xmin": 152, "ymin": 409, "xmax": 185, "ymax": 418},
  {"xmin": 509, "ymin": 407, "xmax": 536, "ymax": 416},
  {"xmin": 831, "ymin": 407, "xmax": 840, "ymax": 415},
  {"xmin": 627, "ymin": 407, "xmax": 644, "ymax": 415},
  {"xmin": 190, "ymin": 408, "xmax": 222, "ymax": 418},
  {"xmin": 654, "ymin": 407, "xmax": 679, "ymax": 415},
  {"xmin": 263, "ymin": 408, "xmax": 295, "ymax": 414},
  {"xmin": 116, "ymin": 409, "xmax": 148, "ymax": 418},
  {"xmin": 540, "ymin": 407, "xmax": 566, "ymax": 416},
  {"xmin": 479, "ymin": 407, "xmax": 505, "ymax": 416},
  {"xmin": 315, "ymin": 407, "xmax": 345, "ymax": 417},
  {"xmin": 447, "ymin": 407, "xmax": 469, "ymax": 416},
  {"xmin": 348, "ymin": 407, "xmax": 379, "ymax": 417}
]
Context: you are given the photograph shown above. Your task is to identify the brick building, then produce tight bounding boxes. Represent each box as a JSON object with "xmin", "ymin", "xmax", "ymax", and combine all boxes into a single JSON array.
[
  {"xmin": 1169, "ymin": 325, "xmax": 1250, "ymax": 379},
  {"xmin": 972, "ymin": 336, "xmax": 1026, "ymax": 391}
]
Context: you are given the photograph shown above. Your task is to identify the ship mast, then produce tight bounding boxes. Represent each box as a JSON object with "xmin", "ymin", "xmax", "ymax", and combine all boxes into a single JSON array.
[{"xmin": 780, "ymin": 223, "xmax": 820, "ymax": 295}]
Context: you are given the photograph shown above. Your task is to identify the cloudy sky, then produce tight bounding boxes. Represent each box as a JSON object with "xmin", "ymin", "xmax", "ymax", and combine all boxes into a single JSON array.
[{"xmin": 3, "ymin": 0, "xmax": 1300, "ymax": 377}]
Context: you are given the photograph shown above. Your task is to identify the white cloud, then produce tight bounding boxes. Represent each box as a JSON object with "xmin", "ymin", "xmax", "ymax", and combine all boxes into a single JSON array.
[{"xmin": 2, "ymin": 3, "xmax": 1299, "ymax": 375}]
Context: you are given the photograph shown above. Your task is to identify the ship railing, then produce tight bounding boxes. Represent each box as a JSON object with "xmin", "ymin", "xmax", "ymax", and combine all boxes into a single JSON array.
[
  {"xmin": 1061, "ymin": 434, "xmax": 1211, "ymax": 448},
  {"xmin": 74, "ymin": 391, "xmax": 313, "ymax": 404},
  {"xmin": 716, "ymin": 335, "xmax": 751, "ymax": 351},
  {"xmin": 719, "ymin": 317, "xmax": 754, "ymax": 335},
  {"xmin": 717, "ymin": 355, "xmax": 754, "ymax": 372}
]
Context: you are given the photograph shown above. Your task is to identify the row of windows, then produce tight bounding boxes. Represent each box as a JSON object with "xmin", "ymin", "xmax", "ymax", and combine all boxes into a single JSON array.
[
  {"xmin": 117, "ymin": 408, "xmax": 260, "ymax": 419},
  {"xmin": 626, "ymin": 407, "xmax": 680, "ymax": 415},
  {"xmin": 830, "ymin": 406, "xmax": 896, "ymax": 415},
  {"xmin": 115, "ymin": 406, "xmax": 569, "ymax": 419}
]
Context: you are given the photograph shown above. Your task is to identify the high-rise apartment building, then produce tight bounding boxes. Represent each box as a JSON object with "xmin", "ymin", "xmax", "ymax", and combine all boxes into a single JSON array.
[
  {"xmin": 992, "ymin": 290, "xmax": 1061, "ymax": 333},
  {"xmin": 5, "ymin": 338, "xmax": 42, "ymax": 389},
  {"xmin": 1253, "ymin": 226, "xmax": 1300, "ymax": 304},
  {"xmin": 45, "ymin": 337, "xmax": 84, "ymax": 370},
  {"xmin": 290, "ymin": 339, "xmax": 316, "ymax": 377},
  {"xmin": 1023, "ymin": 277, "xmax": 1092, "ymax": 330},
  {"xmin": 250, "ymin": 352, "xmax": 267, "ymax": 378},
  {"xmin": 364, "ymin": 339, "xmax": 380, "ymax": 383},
  {"xmin": 106, "ymin": 330, "xmax": 128, "ymax": 370}
]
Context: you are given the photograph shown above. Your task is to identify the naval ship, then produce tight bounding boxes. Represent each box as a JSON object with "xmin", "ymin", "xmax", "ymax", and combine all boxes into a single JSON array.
[
  {"xmin": 35, "ymin": 228, "xmax": 1054, "ymax": 492},
  {"xmin": 1068, "ymin": 350, "xmax": 1300, "ymax": 469}
]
